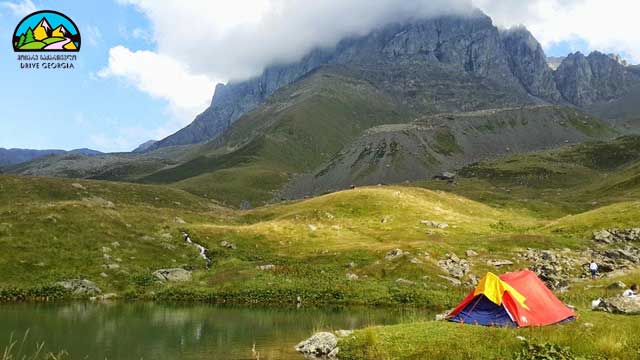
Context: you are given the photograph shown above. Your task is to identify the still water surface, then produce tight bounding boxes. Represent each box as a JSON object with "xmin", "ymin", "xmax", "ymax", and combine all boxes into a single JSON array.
[{"xmin": 0, "ymin": 302, "xmax": 429, "ymax": 359}]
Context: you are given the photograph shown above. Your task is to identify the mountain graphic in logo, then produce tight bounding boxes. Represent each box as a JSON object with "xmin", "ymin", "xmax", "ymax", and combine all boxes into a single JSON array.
[{"xmin": 13, "ymin": 10, "xmax": 80, "ymax": 52}]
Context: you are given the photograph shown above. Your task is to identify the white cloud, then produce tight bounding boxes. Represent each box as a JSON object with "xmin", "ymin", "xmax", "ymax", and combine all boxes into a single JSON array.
[
  {"xmin": 476, "ymin": 0, "xmax": 640, "ymax": 63},
  {"xmin": 104, "ymin": 0, "xmax": 474, "ymax": 137},
  {"xmin": 0, "ymin": 0, "xmax": 35, "ymax": 17},
  {"xmin": 105, "ymin": 0, "xmax": 640, "ymax": 143},
  {"xmin": 98, "ymin": 45, "xmax": 217, "ymax": 126},
  {"xmin": 118, "ymin": 0, "xmax": 640, "ymax": 81},
  {"xmin": 119, "ymin": 0, "xmax": 474, "ymax": 81}
]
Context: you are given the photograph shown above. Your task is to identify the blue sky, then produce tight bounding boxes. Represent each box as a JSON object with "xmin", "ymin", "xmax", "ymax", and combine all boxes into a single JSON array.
[
  {"xmin": 0, "ymin": 0, "xmax": 173, "ymax": 152},
  {"xmin": 0, "ymin": 0, "xmax": 636, "ymax": 153}
]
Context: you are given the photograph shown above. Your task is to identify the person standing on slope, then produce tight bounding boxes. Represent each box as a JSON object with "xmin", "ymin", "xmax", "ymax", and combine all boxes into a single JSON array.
[
  {"xmin": 622, "ymin": 284, "xmax": 638, "ymax": 298},
  {"xmin": 589, "ymin": 260, "xmax": 598, "ymax": 280}
]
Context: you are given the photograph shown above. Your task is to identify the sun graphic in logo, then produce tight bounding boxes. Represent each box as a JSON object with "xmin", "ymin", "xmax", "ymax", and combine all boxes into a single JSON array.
[{"xmin": 13, "ymin": 10, "xmax": 80, "ymax": 52}]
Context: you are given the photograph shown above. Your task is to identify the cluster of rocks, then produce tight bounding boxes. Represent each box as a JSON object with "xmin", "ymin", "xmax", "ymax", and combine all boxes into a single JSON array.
[
  {"xmin": 593, "ymin": 228, "xmax": 640, "ymax": 244},
  {"xmin": 520, "ymin": 239, "xmax": 640, "ymax": 290},
  {"xmin": 55, "ymin": 279, "xmax": 102, "ymax": 296},
  {"xmin": 101, "ymin": 244, "xmax": 123, "ymax": 275},
  {"xmin": 520, "ymin": 248, "xmax": 580, "ymax": 290},
  {"xmin": 437, "ymin": 253, "xmax": 469, "ymax": 279},
  {"xmin": 589, "ymin": 228, "xmax": 640, "ymax": 278},
  {"xmin": 295, "ymin": 330, "xmax": 353, "ymax": 359}
]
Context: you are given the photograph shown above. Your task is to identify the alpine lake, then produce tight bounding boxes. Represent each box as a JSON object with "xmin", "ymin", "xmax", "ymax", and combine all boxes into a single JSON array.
[{"xmin": 0, "ymin": 302, "xmax": 430, "ymax": 359}]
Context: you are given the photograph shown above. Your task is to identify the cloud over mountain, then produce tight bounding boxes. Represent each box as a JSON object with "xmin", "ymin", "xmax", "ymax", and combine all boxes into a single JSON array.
[{"xmin": 100, "ymin": 0, "xmax": 640, "ymax": 138}]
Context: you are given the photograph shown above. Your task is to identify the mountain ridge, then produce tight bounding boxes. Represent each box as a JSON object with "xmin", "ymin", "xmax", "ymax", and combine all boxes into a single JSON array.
[
  {"xmin": 147, "ymin": 11, "xmax": 639, "ymax": 152},
  {"xmin": 0, "ymin": 148, "xmax": 101, "ymax": 167}
]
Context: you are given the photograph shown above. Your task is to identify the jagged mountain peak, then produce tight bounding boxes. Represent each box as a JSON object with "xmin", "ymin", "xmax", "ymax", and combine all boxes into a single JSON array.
[
  {"xmin": 146, "ymin": 12, "xmax": 532, "ymax": 151},
  {"xmin": 555, "ymin": 49, "xmax": 640, "ymax": 106},
  {"xmin": 146, "ymin": 11, "xmax": 640, "ymax": 153}
]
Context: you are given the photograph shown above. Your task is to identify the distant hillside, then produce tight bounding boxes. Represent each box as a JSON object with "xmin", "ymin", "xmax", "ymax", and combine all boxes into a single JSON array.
[
  {"xmin": 0, "ymin": 148, "xmax": 101, "ymax": 167},
  {"xmin": 6, "ymin": 10, "xmax": 640, "ymax": 209},
  {"xmin": 284, "ymin": 106, "xmax": 614, "ymax": 198},
  {"xmin": 133, "ymin": 140, "xmax": 158, "ymax": 153},
  {"xmin": 5, "ymin": 152, "xmax": 178, "ymax": 181}
]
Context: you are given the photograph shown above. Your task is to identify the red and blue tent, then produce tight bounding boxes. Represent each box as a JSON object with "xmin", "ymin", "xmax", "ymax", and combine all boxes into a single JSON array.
[{"xmin": 448, "ymin": 270, "xmax": 575, "ymax": 327}]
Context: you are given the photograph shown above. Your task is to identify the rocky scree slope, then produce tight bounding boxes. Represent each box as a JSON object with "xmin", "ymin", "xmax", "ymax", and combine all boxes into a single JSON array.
[{"xmin": 283, "ymin": 106, "xmax": 613, "ymax": 198}]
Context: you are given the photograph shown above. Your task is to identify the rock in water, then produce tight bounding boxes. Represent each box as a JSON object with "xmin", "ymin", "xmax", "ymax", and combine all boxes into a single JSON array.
[
  {"xmin": 295, "ymin": 332, "xmax": 338, "ymax": 358},
  {"xmin": 55, "ymin": 279, "xmax": 101, "ymax": 296},
  {"xmin": 593, "ymin": 296, "xmax": 640, "ymax": 315},
  {"xmin": 152, "ymin": 268, "xmax": 192, "ymax": 282}
]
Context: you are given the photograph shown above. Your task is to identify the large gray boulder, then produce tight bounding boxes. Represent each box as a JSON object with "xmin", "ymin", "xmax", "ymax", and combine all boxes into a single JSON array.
[
  {"xmin": 295, "ymin": 332, "xmax": 338, "ymax": 359},
  {"xmin": 593, "ymin": 296, "xmax": 640, "ymax": 315},
  {"xmin": 152, "ymin": 268, "xmax": 192, "ymax": 282},
  {"xmin": 55, "ymin": 279, "xmax": 102, "ymax": 296}
]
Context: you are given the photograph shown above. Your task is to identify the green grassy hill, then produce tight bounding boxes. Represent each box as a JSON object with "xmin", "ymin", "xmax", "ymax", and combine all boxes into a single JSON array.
[
  {"xmin": 4, "ymin": 137, "xmax": 640, "ymax": 305},
  {"xmin": 419, "ymin": 135, "xmax": 640, "ymax": 218},
  {"xmin": 140, "ymin": 67, "xmax": 409, "ymax": 207},
  {"xmin": 3, "ymin": 137, "xmax": 640, "ymax": 358},
  {"xmin": 0, "ymin": 175, "xmax": 225, "ymax": 294},
  {"xmin": 286, "ymin": 105, "xmax": 613, "ymax": 198}
]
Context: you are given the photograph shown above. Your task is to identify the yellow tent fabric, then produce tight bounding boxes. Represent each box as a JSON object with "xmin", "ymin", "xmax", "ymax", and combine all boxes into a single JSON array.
[{"xmin": 473, "ymin": 272, "xmax": 529, "ymax": 310}]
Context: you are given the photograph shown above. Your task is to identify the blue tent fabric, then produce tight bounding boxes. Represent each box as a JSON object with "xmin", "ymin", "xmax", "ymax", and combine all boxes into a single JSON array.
[{"xmin": 448, "ymin": 295, "xmax": 516, "ymax": 327}]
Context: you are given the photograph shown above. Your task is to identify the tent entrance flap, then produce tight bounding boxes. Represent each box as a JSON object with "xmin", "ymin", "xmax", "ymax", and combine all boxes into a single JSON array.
[{"xmin": 449, "ymin": 295, "xmax": 516, "ymax": 327}]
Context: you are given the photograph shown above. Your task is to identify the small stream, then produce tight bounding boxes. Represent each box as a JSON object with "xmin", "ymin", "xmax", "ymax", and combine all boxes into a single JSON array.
[
  {"xmin": 0, "ymin": 302, "xmax": 431, "ymax": 359},
  {"xmin": 183, "ymin": 233, "xmax": 212, "ymax": 268}
]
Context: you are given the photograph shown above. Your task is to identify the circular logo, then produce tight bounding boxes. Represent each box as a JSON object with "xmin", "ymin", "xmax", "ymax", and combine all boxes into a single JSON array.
[{"xmin": 13, "ymin": 10, "xmax": 80, "ymax": 52}]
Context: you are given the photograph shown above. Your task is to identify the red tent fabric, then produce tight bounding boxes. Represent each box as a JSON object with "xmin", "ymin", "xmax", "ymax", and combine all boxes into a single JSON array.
[{"xmin": 449, "ymin": 269, "xmax": 575, "ymax": 327}]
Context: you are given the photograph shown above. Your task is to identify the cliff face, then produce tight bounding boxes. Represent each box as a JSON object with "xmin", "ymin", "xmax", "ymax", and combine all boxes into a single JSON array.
[
  {"xmin": 148, "ymin": 11, "xmax": 540, "ymax": 151},
  {"xmin": 554, "ymin": 51, "xmax": 640, "ymax": 106},
  {"xmin": 501, "ymin": 27, "xmax": 561, "ymax": 102},
  {"xmin": 148, "ymin": 11, "xmax": 639, "ymax": 152}
]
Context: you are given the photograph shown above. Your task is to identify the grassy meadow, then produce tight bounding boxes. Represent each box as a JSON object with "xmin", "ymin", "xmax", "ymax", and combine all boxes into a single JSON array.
[{"xmin": 2, "ymin": 136, "xmax": 640, "ymax": 358}]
